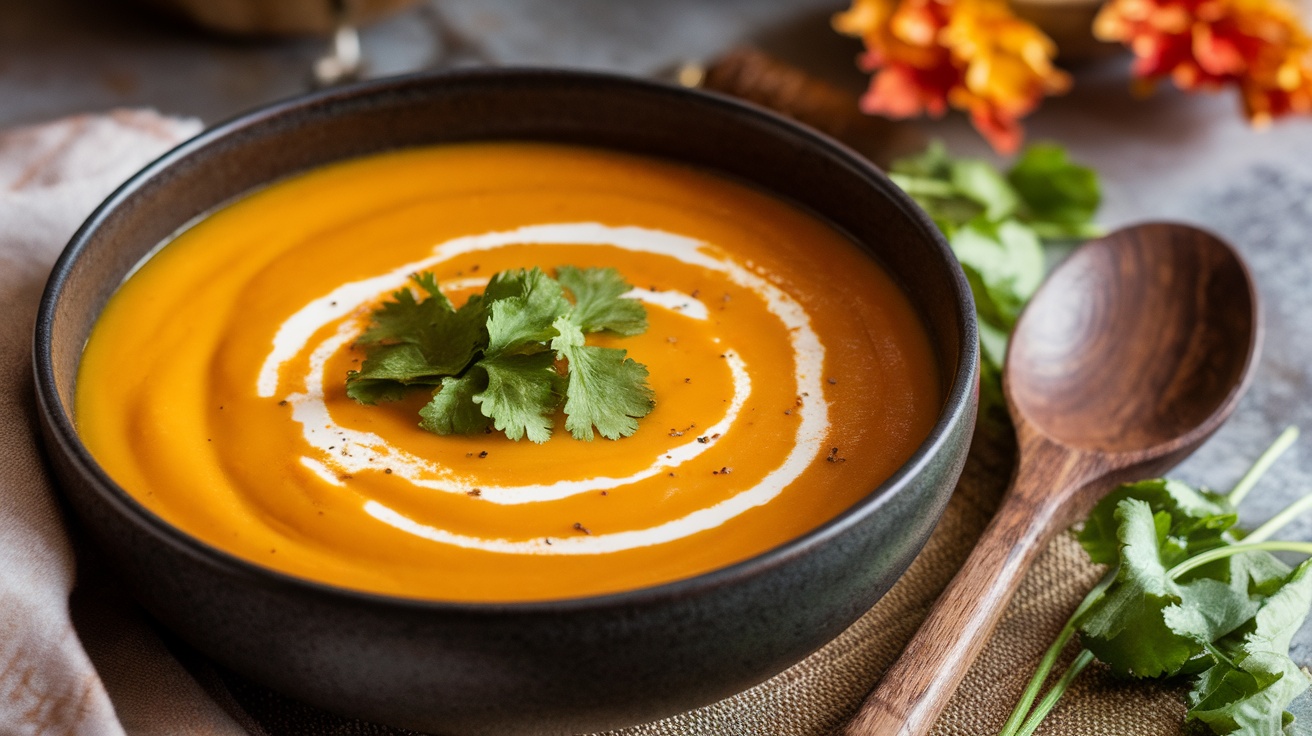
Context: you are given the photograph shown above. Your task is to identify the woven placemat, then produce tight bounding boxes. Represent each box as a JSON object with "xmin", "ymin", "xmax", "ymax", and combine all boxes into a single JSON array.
[{"xmin": 197, "ymin": 409, "xmax": 1185, "ymax": 735}]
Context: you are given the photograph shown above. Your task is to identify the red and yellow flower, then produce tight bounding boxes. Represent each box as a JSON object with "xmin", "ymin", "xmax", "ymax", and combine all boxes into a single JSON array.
[
  {"xmin": 833, "ymin": 0, "xmax": 1071, "ymax": 153},
  {"xmin": 1095, "ymin": 0, "xmax": 1312, "ymax": 126}
]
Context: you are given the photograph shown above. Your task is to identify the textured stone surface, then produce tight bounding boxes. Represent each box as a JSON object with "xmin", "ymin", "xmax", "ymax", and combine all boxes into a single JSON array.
[{"xmin": 7, "ymin": 0, "xmax": 1312, "ymax": 717}]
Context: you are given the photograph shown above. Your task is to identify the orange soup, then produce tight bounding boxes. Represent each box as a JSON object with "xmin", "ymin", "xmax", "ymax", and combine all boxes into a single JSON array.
[{"xmin": 76, "ymin": 143, "xmax": 941, "ymax": 602}]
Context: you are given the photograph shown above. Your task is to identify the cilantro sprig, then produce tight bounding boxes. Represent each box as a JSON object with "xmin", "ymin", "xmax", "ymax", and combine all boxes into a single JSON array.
[
  {"xmin": 889, "ymin": 142, "xmax": 1102, "ymax": 408},
  {"xmin": 346, "ymin": 266, "xmax": 655, "ymax": 443},
  {"xmin": 999, "ymin": 427, "xmax": 1312, "ymax": 736}
]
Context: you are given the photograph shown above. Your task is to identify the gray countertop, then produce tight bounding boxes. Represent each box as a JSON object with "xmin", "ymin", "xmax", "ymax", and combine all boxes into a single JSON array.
[{"xmin": 8, "ymin": 0, "xmax": 1312, "ymax": 701}]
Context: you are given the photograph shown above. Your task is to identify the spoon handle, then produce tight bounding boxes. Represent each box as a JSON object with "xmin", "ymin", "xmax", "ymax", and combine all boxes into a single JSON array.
[{"xmin": 844, "ymin": 440, "xmax": 1089, "ymax": 736}]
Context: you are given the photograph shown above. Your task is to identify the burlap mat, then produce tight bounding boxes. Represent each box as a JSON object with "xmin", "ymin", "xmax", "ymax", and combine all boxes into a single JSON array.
[{"xmin": 206, "ymin": 408, "xmax": 1186, "ymax": 735}]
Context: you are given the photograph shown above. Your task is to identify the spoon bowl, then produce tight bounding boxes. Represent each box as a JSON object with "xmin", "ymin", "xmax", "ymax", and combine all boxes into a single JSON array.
[
  {"xmin": 846, "ymin": 222, "xmax": 1261, "ymax": 736},
  {"xmin": 1008, "ymin": 223, "xmax": 1259, "ymax": 456}
]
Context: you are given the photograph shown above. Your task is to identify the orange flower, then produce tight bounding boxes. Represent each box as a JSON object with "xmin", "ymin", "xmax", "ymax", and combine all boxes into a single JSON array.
[
  {"xmin": 1095, "ymin": 0, "xmax": 1312, "ymax": 125},
  {"xmin": 833, "ymin": 0, "xmax": 1070, "ymax": 153}
]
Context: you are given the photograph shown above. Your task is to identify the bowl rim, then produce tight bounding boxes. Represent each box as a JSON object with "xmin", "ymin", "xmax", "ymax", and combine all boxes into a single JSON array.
[{"xmin": 34, "ymin": 66, "xmax": 978, "ymax": 615}]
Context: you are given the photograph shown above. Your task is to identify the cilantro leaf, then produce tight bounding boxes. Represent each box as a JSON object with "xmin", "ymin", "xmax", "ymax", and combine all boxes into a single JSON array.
[
  {"xmin": 482, "ymin": 268, "xmax": 532, "ymax": 302},
  {"xmin": 473, "ymin": 352, "xmax": 563, "ymax": 443},
  {"xmin": 1231, "ymin": 559, "xmax": 1312, "ymax": 670},
  {"xmin": 348, "ymin": 343, "xmax": 448, "ymax": 387},
  {"xmin": 346, "ymin": 273, "xmax": 485, "ymax": 402},
  {"xmin": 889, "ymin": 141, "xmax": 1102, "ymax": 412},
  {"xmin": 556, "ymin": 265, "xmax": 647, "ymax": 335},
  {"xmin": 484, "ymin": 268, "xmax": 571, "ymax": 356},
  {"xmin": 950, "ymin": 159, "xmax": 1020, "ymax": 222},
  {"xmin": 1230, "ymin": 552, "xmax": 1295, "ymax": 598},
  {"xmin": 1165, "ymin": 577, "xmax": 1261, "ymax": 649},
  {"xmin": 1002, "ymin": 430, "xmax": 1310, "ymax": 736},
  {"xmin": 1076, "ymin": 478, "xmax": 1292, "ymax": 599},
  {"xmin": 419, "ymin": 371, "xmax": 491, "ymax": 436},
  {"xmin": 1008, "ymin": 143, "xmax": 1102, "ymax": 239},
  {"xmin": 551, "ymin": 317, "xmax": 654, "ymax": 441},
  {"xmin": 347, "ymin": 267, "xmax": 651, "ymax": 442},
  {"xmin": 356, "ymin": 272, "xmax": 455, "ymax": 345},
  {"xmin": 1079, "ymin": 479, "xmax": 1236, "ymax": 566},
  {"xmin": 1076, "ymin": 499, "xmax": 1254, "ymax": 679},
  {"xmin": 1076, "ymin": 499, "xmax": 1201, "ymax": 678},
  {"xmin": 949, "ymin": 218, "xmax": 1044, "ymax": 331},
  {"xmin": 1188, "ymin": 559, "xmax": 1312, "ymax": 735},
  {"xmin": 889, "ymin": 139, "xmax": 951, "ymax": 180},
  {"xmin": 343, "ymin": 377, "xmax": 410, "ymax": 405}
]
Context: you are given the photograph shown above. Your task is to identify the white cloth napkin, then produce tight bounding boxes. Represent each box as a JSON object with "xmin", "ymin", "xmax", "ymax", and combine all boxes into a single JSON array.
[{"xmin": 0, "ymin": 110, "xmax": 247, "ymax": 736}]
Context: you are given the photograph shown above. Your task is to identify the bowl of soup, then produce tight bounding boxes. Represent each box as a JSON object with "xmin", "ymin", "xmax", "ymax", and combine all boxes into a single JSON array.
[{"xmin": 34, "ymin": 69, "xmax": 977, "ymax": 735}]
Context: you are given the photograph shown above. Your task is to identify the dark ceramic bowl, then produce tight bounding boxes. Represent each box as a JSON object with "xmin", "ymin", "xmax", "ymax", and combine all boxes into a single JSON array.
[{"xmin": 34, "ymin": 69, "xmax": 977, "ymax": 736}]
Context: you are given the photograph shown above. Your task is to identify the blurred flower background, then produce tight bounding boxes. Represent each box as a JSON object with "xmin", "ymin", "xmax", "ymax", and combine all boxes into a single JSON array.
[
  {"xmin": 833, "ymin": 0, "xmax": 1312, "ymax": 151},
  {"xmin": 833, "ymin": 0, "xmax": 1071, "ymax": 152}
]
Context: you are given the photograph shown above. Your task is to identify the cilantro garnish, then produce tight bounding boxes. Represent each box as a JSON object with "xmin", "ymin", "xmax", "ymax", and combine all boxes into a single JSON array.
[
  {"xmin": 997, "ymin": 427, "xmax": 1312, "ymax": 736},
  {"xmin": 889, "ymin": 141, "xmax": 1102, "ymax": 410},
  {"xmin": 1188, "ymin": 560, "xmax": 1312, "ymax": 735},
  {"xmin": 346, "ymin": 266, "xmax": 654, "ymax": 443}
]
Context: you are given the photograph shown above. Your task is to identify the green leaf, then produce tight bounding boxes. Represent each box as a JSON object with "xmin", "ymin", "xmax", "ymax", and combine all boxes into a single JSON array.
[
  {"xmin": 1006, "ymin": 430, "xmax": 1309, "ymax": 736},
  {"xmin": 1240, "ymin": 560, "xmax": 1312, "ymax": 666},
  {"xmin": 343, "ymin": 373, "xmax": 410, "ymax": 405},
  {"xmin": 1188, "ymin": 560, "xmax": 1312, "ymax": 735},
  {"xmin": 1076, "ymin": 499, "xmax": 1254, "ymax": 679},
  {"xmin": 552, "ymin": 317, "xmax": 655, "ymax": 441},
  {"xmin": 1165, "ymin": 577, "xmax": 1261, "ymax": 647},
  {"xmin": 1079, "ymin": 479, "xmax": 1236, "ymax": 566},
  {"xmin": 949, "ymin": 218, "xmax": 1044, "ymax": 331},
  {"xmin": 484, "ymin": 267, "xmax": 571, "ymax": 356},
  {"xmin": 889, "ymin": 139, "xmax": 951, "ymax": 179},
  {"xmin": 356, "ymin": 272, "xmax": 455, "ymax": 345},
  {"xmin": 346, "ymin": 266, "xmax": 655, "ymax": 442},
  {"xmin": 556, "ymin": 265, "xmax": 647, "ymax": 335},
  {"xmin": 977, "ymin": 320, "xmax": 1011, "ymax": 372},
  {"xmin": 1075, "ymin": 478, "xmax": 1291, "ymax": 601},
  {"xmin": 1007, "ymin": 143, "xmax": 1101, "ymax": 236},
  {"xmin": 346, "ymin": 272, "xmax": 485, "ymax": 401},
  {"xmin": 473, "ymin": 352, "xmax": 563, "ymax": 443},
  {"xmin": 1076, "ymin": 499, "xmax": 1200, "ymax": 678},
  {"xmin": 348, "ymin": 343, "xmax": 449, "ymax": 386},
  {"xmin": 889, "ymin": 142, "xmax": 984, "ymax": 236},
  {"xmin": 950, "ymin": 159, "xmax": 1020, "ymax": 222},
  {"xmin": 419, "ymin": 370, "xmax": 491, "ymax": 436},
  {"xmin": 1231, "ymin": 552, "xmax": 1295, "ymax": 598},
  {"xmin": 887, "ymin": 141, "xmax": 1102, "ymax": 398}
]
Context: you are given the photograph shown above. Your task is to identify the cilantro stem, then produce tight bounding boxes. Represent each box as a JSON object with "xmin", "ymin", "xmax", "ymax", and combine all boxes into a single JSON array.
[
  {"xmin": 1013, "ymin": 649, "xmax": 1095, "ymax": 736},
  {"xmin": 1203, "ymin": 641, "xmax": 1238, "ymax": 670},
  {"xmin": 1168, "ymin": 541, "xmax": 1312, "ymax": 579},
  {"xmin": 996, "ymin": 566, "xmax": 1116, "ymax": 736},
  {"xmin": 1245, "ymin": 492, "xmax": 1312, "ymax": 543},
  {"xmin": 1227, "ymin": 426, "xmax": 1299, "ymax": 507}
]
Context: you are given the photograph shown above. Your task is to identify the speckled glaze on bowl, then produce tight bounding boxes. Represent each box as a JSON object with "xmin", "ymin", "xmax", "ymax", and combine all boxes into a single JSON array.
[{"xmin": 34, "ymin": 69, "xmax": 978, "ymax": 736}]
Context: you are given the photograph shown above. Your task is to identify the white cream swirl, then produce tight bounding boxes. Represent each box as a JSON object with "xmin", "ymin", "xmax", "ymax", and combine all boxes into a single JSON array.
[{"xmin": 257, "ymin": 223, "xmax": 828, "ymax": 555}]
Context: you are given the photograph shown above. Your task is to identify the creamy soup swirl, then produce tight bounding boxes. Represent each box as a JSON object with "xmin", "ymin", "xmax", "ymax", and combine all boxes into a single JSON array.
[
  {"xmin": 77, "ymin": 143, "xmax": 941, "ymax": 601},
  {"xmin": 260, "ymin": 223, "xmax": 827, "ymax": 554}
]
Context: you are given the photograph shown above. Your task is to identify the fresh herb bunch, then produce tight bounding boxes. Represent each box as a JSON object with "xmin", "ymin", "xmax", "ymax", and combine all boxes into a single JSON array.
[
  {"xmin": 1000, "ymin": 428, "xmax": 1312, "ymax": 736},
  {"xmin": 889, "ymin": 142, "xmax": 1102, "ymax": 404},
  {"xmin": 346, "ymin": 266, "xmax": 655, "ymax": 443}
]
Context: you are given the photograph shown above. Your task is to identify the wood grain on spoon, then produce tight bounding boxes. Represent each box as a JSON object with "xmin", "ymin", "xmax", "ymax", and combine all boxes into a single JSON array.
[{"xmin": 846, "ymin": 223, "xmax": 1261, "ymax": 736}]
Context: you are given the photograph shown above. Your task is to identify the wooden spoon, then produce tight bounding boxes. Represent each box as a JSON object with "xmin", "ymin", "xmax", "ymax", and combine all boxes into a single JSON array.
[{"xmin": 846, "ymin": 222, "xmax": 1262, "ymax": 736}]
